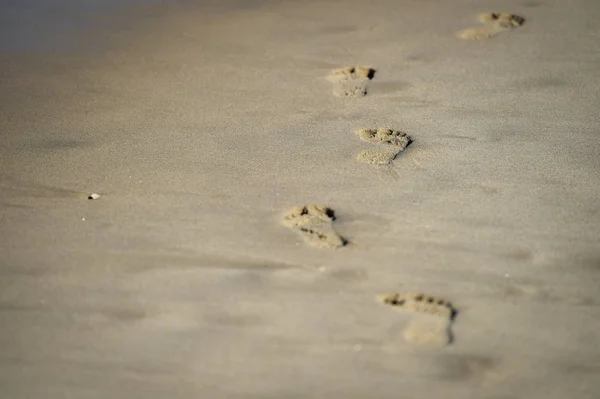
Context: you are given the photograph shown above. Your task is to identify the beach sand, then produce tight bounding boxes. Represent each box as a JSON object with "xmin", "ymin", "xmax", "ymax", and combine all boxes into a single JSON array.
[{"xmin": 1, "ymin": 0, "xmax": 600, "ymax": 397}]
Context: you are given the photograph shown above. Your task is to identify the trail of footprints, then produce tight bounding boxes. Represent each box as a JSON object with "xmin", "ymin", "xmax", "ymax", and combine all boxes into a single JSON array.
[{"xmin": 279, "ymin": 10, "xmax": 525, "ymax": 347}]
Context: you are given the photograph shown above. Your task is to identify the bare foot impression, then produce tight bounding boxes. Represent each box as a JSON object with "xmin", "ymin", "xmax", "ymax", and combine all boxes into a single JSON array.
[
  {"xmin": 380, "ymin": 292, "xmax": 458, "ymax": 347},
  {"xmin": 282, "ymin": 204, "xmax": 346, "ymax": 248},
  {"xmin": 355, "ymin": 128, "xmax": 412, "ymax": 165},
  {"xmin": 458, "ymin": 12, "xmax": 525, "ymax": 40},
  {"xmin": 327, "ymin": 66, "xmax": 376, "ymax": 97}
]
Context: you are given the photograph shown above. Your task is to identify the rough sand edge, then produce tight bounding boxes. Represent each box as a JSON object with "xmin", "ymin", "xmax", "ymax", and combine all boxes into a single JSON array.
[
  {"xmin": 355, "ymin": 128, "xmax": 411, "ymax": 149},
  {"xmin": 282, "ymin": 204, "xmax": 335, "ymax": 228}
]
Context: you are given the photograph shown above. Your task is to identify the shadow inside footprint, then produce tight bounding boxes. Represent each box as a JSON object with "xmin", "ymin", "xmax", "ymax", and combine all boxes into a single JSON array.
[
  {"xmin": 356, "ymin": 128, "xmax": 412, "ymax": 148},
  {"xmin": 282, "ymin": 204, "xmax": 347, "ymax": 248}
]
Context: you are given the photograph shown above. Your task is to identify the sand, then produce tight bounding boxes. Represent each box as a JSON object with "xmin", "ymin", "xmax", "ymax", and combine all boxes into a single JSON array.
[{"xmin": 1, "ymin": 0, "xmax": 600, "ymax": 397}]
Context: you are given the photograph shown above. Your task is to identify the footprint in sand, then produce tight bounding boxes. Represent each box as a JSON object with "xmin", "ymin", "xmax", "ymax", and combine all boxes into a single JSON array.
[
  {"xmin": 355, "ymin": 128, "xmax": 412, "ymax": 165},
  {"xmin": 458, "ymin": 12, "xmax": 525, "ymax": 40},
  {"xmin": 282, "ymin": 204, "xmax": 346, "ymax": 248},
  {"xmin": 327, "ymin": 66, "xmax": 376, "ymax": 97},
  {"xmin": 380, "ymin": 292, "xmax": 458, "ymax": 347}
]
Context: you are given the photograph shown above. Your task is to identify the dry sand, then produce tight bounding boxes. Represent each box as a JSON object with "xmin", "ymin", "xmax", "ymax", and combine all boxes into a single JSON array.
[{"xmin": 1, "ymin": 0, "xmax": 600, "ymax": 397}]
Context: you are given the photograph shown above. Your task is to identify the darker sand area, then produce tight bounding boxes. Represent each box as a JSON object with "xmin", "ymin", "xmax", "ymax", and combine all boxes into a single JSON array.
[{"xmin": 1, "ymin": 0, "xmax": 600, "ymax": 398}]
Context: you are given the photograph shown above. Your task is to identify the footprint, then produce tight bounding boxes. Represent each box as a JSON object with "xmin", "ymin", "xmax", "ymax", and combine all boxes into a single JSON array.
[
  {"xmin": 458, "ymin": 12, "xmax": 525, "ymax": 40},
  {"xmin": 379, "ymin": 292, "xmax": 457, "ymax": 347},
  {"xmin": 282, "ymin": 204, "xmax": 346, "ymax": 248},
  {"xmin": 355, "ymin": 128, "xmax": 412, "ymax": 165},
  {"xmin": 327, "ymin": 66, "xmax": 376, "ymax": 97}
]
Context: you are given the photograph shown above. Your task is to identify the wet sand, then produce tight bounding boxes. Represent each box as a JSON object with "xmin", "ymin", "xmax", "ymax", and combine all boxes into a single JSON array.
[{"xmin": 1, "ymin": 0, "xmax": 600, "ymax": 397}]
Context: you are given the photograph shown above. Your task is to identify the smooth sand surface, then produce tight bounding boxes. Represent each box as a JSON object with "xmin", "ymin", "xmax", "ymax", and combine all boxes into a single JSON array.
[{"xmin": 1, "ymin": 0, "xmax": 600, "ymax": 397}]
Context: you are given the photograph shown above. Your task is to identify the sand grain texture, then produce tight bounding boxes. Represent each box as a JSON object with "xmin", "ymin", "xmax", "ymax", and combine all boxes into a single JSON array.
[
  {"xmin": 1, "ymin": 0, "xmax": 600, "ymax": 398},
  {"xmin": 354, "ymin": 128, "xmax": 411, "ymax": 165}
]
